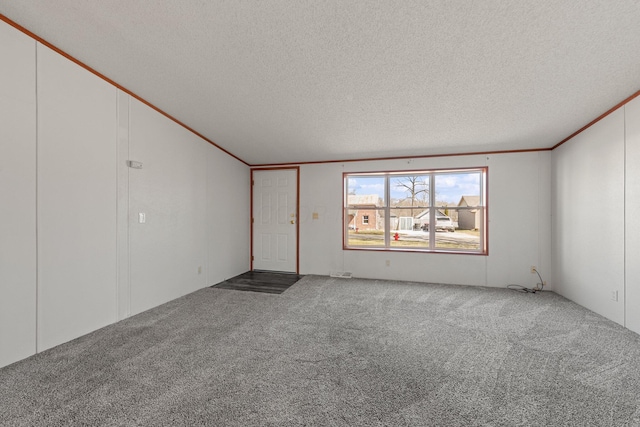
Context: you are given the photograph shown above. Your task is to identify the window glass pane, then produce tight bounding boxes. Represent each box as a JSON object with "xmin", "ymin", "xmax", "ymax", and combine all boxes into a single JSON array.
[
  {"xmin": 346, "ymin": 209, "xmax": 386, "ymax": 247},
  {"xmin": 346, "ymin": 176, "xmax": 386, "ymax": 206},
  {"xmin": 390, "ymin": 208, "xmax": 429, "ymax": 249},
  {"xmin": 434, "ymin": 208, "xmax": 482, "ymax": 250},
  {"xmin": 390, "ymin": 175, "xmax": 429, "ymax": 208},
  {"xmin": 343, "ymin": 168, "xmax": 486, "ymax": 254},
  {"xmin": 435, "ymin": 172, "xmax": 481, "ymax": 207}
]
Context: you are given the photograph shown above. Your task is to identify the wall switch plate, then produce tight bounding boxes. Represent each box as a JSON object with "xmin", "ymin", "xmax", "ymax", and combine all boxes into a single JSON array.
[
  {"xmin": 138, "ymin": 212, "xmax": 146, "ymax": 223},
  {"xmin": 611, "ymin": 290, "xmax": 618, "ymax": 302}
]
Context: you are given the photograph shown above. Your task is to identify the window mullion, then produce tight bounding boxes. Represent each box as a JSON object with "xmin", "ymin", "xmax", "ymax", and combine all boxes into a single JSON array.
[
  {"xmin": 429, "ymin": 173, "xmax": 435, "ymax": 250},
  {"xmin": 384, "ymin": 174, "xmax": 390, "ymax": 248},
  {"xmin": 480, "ymin": 171, "xmax": 486, "ymax": 251}
]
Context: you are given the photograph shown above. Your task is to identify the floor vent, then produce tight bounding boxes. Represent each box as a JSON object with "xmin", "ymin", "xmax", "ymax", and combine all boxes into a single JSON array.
[{"xmin": 330, "ymin": 271, "xmax": 353, "ymax": 278}]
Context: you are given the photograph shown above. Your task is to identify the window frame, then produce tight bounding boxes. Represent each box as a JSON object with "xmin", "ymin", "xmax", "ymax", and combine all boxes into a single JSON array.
[{"xmin": 343, "ymin": 167, "xmax": 488, "ymax": 255}]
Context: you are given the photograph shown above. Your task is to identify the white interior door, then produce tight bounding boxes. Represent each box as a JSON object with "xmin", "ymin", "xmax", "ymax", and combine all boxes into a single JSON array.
[{"xmin": 252, "ymin": 169, "xmax": 297, "ymax": 272}]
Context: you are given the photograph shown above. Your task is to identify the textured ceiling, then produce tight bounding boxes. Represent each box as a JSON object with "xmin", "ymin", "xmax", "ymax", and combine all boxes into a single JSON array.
[{"xmin": 2, "ymin": 1, "xmax": 640, "ymax": 165}]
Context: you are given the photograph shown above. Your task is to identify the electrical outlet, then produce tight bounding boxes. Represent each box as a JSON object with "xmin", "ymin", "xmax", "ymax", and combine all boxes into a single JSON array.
[
  {"xmin": 530, "ymin": 265, "xmax": 536, "ymax": 274},
  {"xmin": 198, "ymin": 266, "xmax": 202, "ymax": 275},
  {"xmin": 385, "ymin": 260, "xmax": 390, "ymax": 267}
]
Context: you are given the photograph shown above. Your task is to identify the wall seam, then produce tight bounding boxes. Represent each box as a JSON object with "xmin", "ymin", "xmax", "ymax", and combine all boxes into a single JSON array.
[
  {"xmin": 127, "ymin": 97, "xmax": 131, "ymax": 319},
  {"xmin": 537, "ymin": 152, "xmax": 542, "ymax": 288},
  {"xmin": 34, "ymin": 41, "xmax": 39, "ymax": 354},
  {"xmin": 115, "ymin": 90, "xmax": 119, "ymax": 321},
  {"xmin": 623, "ymin": 105, "xmax": 627, "ymax": 327}
]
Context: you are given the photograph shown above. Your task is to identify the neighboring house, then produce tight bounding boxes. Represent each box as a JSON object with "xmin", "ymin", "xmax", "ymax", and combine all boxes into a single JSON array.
[
  {"xmin": 414, "ymin": 209, "xmax": 430, "ymax": 229},
  {"xmin": 457, "ymin": 195, "xmax": 481, "ymax": 230},
  {"xmin": 347, "ymin": 194, "xmax": 382, "ymax": 231},
  {"xmin": 414, "ymin": 209, "xmax": 456, "ymax": 231},
  {"xmin": 414, "ymin": 204, "xmax": 457, "ymax": 228}
]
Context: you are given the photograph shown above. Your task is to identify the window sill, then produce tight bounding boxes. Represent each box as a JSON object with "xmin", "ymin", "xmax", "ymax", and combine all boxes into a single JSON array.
[{"xmin": 343, "ymin": 246, "xmax": 488, "ymax": 256}]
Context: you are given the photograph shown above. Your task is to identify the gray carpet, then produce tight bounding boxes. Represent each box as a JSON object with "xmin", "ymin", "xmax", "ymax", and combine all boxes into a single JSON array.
[{"xmin": 2, "ymin": 276, "xmax": 640, "ymax": 426}]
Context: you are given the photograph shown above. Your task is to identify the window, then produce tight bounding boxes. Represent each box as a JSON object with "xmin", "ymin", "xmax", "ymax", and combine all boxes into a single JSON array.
[{"xmin": 344, "ymin": 168, "xmax": 487, "ymax": 254}]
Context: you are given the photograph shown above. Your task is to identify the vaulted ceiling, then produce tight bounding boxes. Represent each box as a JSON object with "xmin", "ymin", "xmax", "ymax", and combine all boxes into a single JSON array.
[{"xmin": 2, "ymin": 1, "xmax": 640, "ymax": 165}]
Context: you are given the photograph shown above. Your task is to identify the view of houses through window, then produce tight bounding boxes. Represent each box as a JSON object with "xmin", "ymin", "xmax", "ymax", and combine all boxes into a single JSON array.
[{"xmin": 344, "ymin": 168, "xmax": 487, "ymax": 253}]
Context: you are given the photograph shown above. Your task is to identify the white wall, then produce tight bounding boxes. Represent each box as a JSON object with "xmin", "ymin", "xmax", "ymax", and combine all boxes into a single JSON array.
[
  {"xmin": 299, "ymin": 151, "xmax": 552, "ymax": 288},
  {"xmin": 128, "ymin": 98, "xmax": 209, "ymax": 315},
  {"xmin": 552, "ymin": 109, "xmax": 626, "ymax": 325},
  {"xmin": 0, "ymin": 22, "xmax": 37, "ymax": 367},
  {"xmin": 36, "ymin": 43, "xmax": 118, "ymax": 351},
  {"xmin": 207, "ymin": 138, "xmax": 251, "ymax": 286},
  {"xmin": 625, "ymin": 97, "xmax": 640, "ymax": 334},
  {"xmin": 125, "ymin": 97, "xmax": 250, "ymax": 316},
  {"xmin": 0, "ymin": 18, "xmax": 250, "ymax": 368}
]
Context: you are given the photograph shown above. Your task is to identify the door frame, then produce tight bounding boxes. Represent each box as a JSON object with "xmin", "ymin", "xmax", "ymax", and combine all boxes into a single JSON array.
[{"xmin": 250, "ymin": 166, "xmax": 300, "ymax": 273}]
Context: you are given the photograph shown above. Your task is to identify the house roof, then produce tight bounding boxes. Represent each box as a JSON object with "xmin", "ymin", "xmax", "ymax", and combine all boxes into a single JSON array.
[
  {"xmin": 347, "ymin": 194, "xmax": 381, "ymax": 207},
  {"xmin": 2, "ymin": 2, "xmax": 640, "ymax": 165},
  {"xmin": 416, "ymin": 210, "xmax": 429, "ymax": 219},
  {"xmin": 415, "ymin": 209, "xmax": 447, "ymax": 219},
  {"xmin": 458, "ymin": 196, "xmax": 480, "ymax": 207}
]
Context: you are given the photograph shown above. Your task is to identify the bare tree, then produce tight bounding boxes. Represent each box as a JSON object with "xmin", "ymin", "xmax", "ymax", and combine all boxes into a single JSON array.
[{"xmin": 392, "ymin": 176, "xmax": 428, "ymax": 207}]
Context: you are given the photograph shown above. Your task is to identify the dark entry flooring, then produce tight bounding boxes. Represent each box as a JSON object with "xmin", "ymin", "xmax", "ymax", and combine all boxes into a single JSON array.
[{"xmin": 211, "ymin": 271, "xmax": 304, "ymax": 294}]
